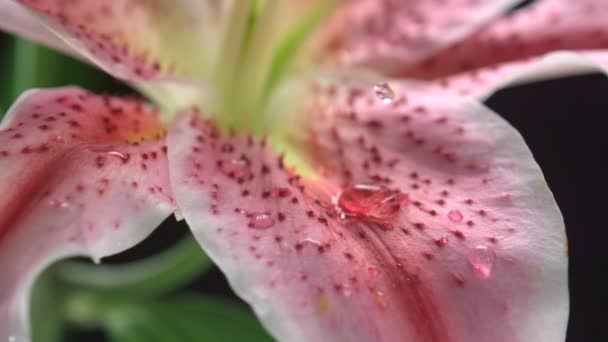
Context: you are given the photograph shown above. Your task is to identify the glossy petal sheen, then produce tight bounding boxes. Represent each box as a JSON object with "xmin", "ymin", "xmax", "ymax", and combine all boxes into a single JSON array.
[
  {"xmin": 0, "ymin": 88, "xmax": 175, "ymax": 340},
  {"xmin": 400, "ymin": 0, "xmax": 608, "ymax": 79},
  {"xmin": 12, "ymin": 0, "xmax": 231, "ymax": 82},
  {"xmin": 169, "ymin": 81, "xmax": 567, "ymax": 341},
  {"xmin": 316, "ymin": 0, "xmax": 520, "ymax": 73}
]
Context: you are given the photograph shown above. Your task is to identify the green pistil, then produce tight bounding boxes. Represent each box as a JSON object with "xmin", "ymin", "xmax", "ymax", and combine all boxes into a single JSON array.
[
  {"xmin": 213, "ymin": 0, "xmax": 255, "ymax": 128},
  {"xmin": 212, "ymin": 0, "xmax": 338, "ymax": 133},
  {"xmin": 261, "ymin": 0, "xmax": 338, "ymax": 100}
]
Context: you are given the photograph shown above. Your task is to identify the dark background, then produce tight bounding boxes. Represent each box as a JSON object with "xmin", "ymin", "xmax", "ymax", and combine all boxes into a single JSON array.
[{"xmin": 487, "ymin": 74, "xmax": 608, "ymax": 342}]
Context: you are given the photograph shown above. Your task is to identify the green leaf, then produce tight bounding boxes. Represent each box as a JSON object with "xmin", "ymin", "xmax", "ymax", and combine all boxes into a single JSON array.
[
  {"xmin": 103, "ymin": 294, "xmax": 274, "ymax": 342},
  {"xmin": 30, "ymin": 269, "xmax": 66, "ymax": 342},
  {"xmin": 55, "ymin": 235, "xmax": 212, "ymax": 298},
  {"xmin": 0, "ymin": 33, "xmax": 130, "ymax": 114}
]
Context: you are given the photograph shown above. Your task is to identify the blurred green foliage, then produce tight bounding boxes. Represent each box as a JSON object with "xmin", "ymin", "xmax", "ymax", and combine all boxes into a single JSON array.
[
  {"xmin": 103, "ymin": 295, "xmax": 273, "ymax": 342},
  {"xmin": 0, "ymin": 33, "xmax": 129, "ymax": 112}
]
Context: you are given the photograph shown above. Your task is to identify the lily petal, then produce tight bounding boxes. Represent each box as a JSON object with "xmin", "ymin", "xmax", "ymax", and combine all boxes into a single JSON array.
[
  {"xmin": 430, "ymin": 50, "xmax": 608, "ymax": 99},
  {"xmin": 168, "ymin": 80, "xmax": 567, "ymax": 341},
  {"xmin": 8, "ymin": 0, "xmax": 231, "ymax": 83},
  {"xmin": 0, "ymin": 88, "xmax": 175, "ymax": 341},
  {"xmin": 0, "ymin": 0, "xmax": 74, "ymax": 58},
  {"xmin": 315, "ymin": 0, "xmax": 521, "ymax": 74},
  {"xmin": 399, "ymin": 0, "xmax": 608, "ymax": 79}
]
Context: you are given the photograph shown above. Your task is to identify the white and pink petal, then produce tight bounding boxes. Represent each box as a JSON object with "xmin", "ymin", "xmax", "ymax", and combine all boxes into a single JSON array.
[
  {"xmin": 6, "ymin": 0, "xmax": 231, "ymax": 83},
  {"xmin": 398, "ymin": 0, "xmax": 608, "ymax": 79},
  {"xmin": 430, "ymin": 50, "xmax": 608, "ymax": 99},
  {"xmin": 313, "ymin": 0, "xmax": 521, "ymax": 74},
  {"xmin": 0, "ymin": 88, "xmax": 175, "ymax": 341},
  {"xmin": 0, "ymin": 0, "xmax": 74, "ymax": 58},
  {"xmin": 168, "ymin": 78, "xmax": 567, "ymax": 341}
]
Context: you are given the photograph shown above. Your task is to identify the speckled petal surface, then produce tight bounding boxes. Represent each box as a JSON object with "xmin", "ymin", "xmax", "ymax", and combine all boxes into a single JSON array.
[
  {"xmin": 398, "ymin": 0, "xmax": 608, "ymax": 79},
  {"xmin": 168, "ymin": 79, "xmax": 567, "ymax": 341},
  {"xmin": 8, "ymin": 0, "xmax": 231, "ymax": 82},
  {"xmin": 315, "ymin": 0, "xmax": 521, "ymax": 74},
  {"xmin": 0, "ymin": 88, "xmax": 175, "ymax": 341}
]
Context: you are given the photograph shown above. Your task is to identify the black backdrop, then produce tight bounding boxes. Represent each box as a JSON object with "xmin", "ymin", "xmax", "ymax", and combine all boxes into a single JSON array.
[{"xmin": 487, "ymin": 74, "xmax": 608, "ymax": 342}]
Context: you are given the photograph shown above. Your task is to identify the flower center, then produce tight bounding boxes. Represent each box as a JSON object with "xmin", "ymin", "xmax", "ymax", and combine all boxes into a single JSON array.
[{"xmin": 207, "ymin": 0, "xmax": 337, "ymax": 133}]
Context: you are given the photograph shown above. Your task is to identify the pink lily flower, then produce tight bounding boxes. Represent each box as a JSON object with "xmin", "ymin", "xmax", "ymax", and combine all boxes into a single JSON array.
[{"xmin": 1, "ymin": 0, "xmax": 605, "ymax": 341}]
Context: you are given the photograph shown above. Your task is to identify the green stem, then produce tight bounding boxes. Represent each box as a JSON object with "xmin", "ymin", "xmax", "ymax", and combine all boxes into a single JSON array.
[
  {"xmin": 54, "ymin": 234, "xmax": 212, "ymax": 298},
  {"xmin": 261, "ymin": 0, "xmax": 338, "ymax": 100},
  {"xmin": 10, "ymin": 38, "xmax": 42, "ymax": 102},
  {"xmin": 249, "ymin": 0, "xmax": 338, "ymax": 134},
  {"xmin": 232, "ymin": 0, "xmax": 282, "ymax": 131}
]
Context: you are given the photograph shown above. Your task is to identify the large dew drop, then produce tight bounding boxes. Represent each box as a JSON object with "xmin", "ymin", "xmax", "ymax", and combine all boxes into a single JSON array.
[
  {"xmin": 337, "ymin": 184, "xmax": 408, "ymax": 221},
  {"xmin": 248, "ymin": 212, "xmax": 276, "ymax": 229},
  {"xmin": 373, "ymin": 82, "xmax": 395, "ymax": 104},
  {"xmin": 448, "ymin": 209, "xmax": 463, "ymax": 222},
  {"xmin": 467, "ymin": 245, "xmax": 496, "ymax": 278}
]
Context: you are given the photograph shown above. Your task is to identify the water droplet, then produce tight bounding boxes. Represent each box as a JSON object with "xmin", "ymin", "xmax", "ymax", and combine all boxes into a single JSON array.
[
  {"xmin": 107, "ymin": 150, "xmax": 130, "ymax": 162},
  {"xmin": 298, "ymin": 238, "xmax": 322, "ymax": 248},
  {"xmin": 374, "ymin": 290, "xmax": 386, "ymax": 309},
  {"xmin": 222, "ymin": 158, "xmax": 251, "ymax": 179},
  {"xmin": 337, "ymin": 184, "xmax": 408, "ymax": 221},
  {"xmin": 374, "ymin": 82, "xmax": 395, "ymax": 104},
  {"xmin": 368, "ymin": 266, "xmax": 380, "ymax": 276},
  {"xmin": 436, "ymin": 236, "xmax": 449, "ymax": 247},
  {"xmin": 248, "ymin": 212, "xmax": 275, "ymax": 229},
  {"xmin": 49, "ymin": 199, "xmax": 69, "ymax": 209},
  {"xmin": 467, "ymin": 245, "xmax": 496, "ymax": 278},
  {"xmin": 174, "ymin": 208, "xmax": 184, "ymax": 221},
  {"xmin": 448, "ymin": 209, "xmax": 463, "ymax": 222},
  {"xmin": 498, "ymin": 192, "xmax": 512, "ymax": 203}
]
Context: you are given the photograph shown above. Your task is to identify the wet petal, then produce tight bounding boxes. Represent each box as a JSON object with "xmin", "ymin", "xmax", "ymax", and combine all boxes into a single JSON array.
[
  {"xmin": 430, "ymin": 50, "xmax": 608, "ymax": 99},
  {"xmin": 9, "ymin": 0, "xmax": 231, "ymax": 83},
  {"xmin": 315, "ymin": 0, "xmax": 520, "ymax": 74},
  {"xmin": 400, "ymin": 0, "xmax": 608, "ymax": 79},
  {"xmin": 0, "ymin": 88, "xmax": 175, "ymax": 340},
  {"xmin": 168, "ymin": 79, "xmax": 567, "ymax": 342}
]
